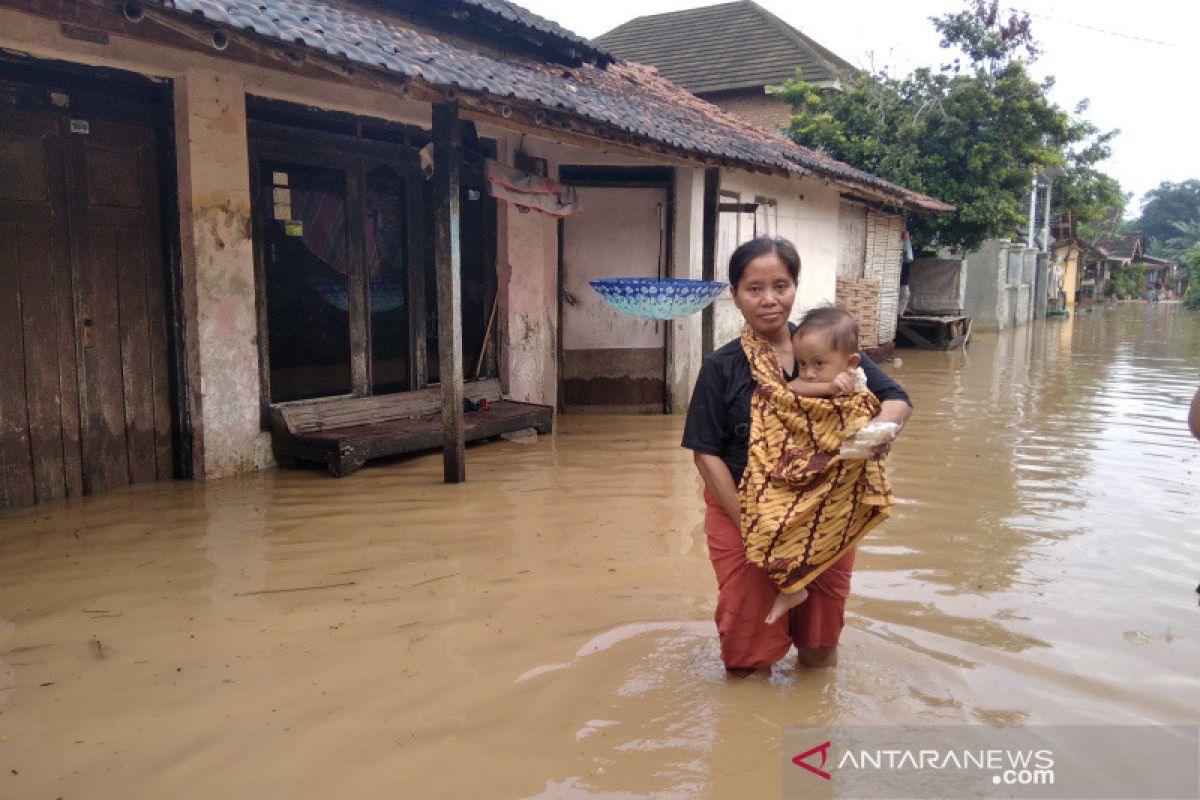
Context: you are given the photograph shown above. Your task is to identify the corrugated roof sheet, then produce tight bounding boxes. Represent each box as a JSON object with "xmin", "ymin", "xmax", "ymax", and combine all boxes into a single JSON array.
[
  {"xmin": 595, "ymin": 1, "xmax": 855, "ymax": 94},
  {"xmin": 160, "ymin": 0, "xmax": 951, "ymax": 212}
]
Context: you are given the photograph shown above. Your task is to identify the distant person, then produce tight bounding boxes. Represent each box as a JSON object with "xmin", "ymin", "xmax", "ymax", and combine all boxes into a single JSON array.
[
  {"xmin": 740, "ymin": 306, "xmax": 897, "ymax": 625},
  {"xmin": 683, "ymin": 237, "xmax": 911, "ymax": 672}
]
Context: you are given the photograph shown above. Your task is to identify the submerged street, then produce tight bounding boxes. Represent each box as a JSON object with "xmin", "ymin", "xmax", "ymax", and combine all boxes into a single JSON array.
[{"xmin": 1, "ymin": 304, "xmax": 1198, "ymax": 798}]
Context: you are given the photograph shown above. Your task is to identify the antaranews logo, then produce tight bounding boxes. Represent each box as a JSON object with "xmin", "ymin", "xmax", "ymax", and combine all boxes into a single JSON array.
[
  {"xmin": 792, "ymin": 740, "xmax": 833, "ymax": 780},
  {"xmin": 784, "ymin": 725, "xmax": 1200, "ymax": 800}
]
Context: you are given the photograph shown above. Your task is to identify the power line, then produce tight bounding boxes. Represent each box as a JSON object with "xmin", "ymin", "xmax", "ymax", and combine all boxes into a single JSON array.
[{"xmin": 1009, "ymin": 6, "xmax": 1180, "ymax": 48}]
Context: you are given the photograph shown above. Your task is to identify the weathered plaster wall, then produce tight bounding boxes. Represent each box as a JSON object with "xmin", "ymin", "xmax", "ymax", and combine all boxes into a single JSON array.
[
  {"xmin": 711, "ymin": 170, "xmax": 841, "ymax": 349},
  {"xmin": 965, "ymin": 239, "xmax": 1039, "ymax": 331},
  {"xmin": 496, "ymin": 136, "xmax": 560, "ymax": 406},
  {"xmin": 174, "ymin": 69, "xmax": 265, "ymax": 477}
]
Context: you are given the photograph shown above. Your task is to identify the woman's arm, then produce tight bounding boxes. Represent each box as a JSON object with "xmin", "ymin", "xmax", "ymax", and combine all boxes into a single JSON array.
[{"xmin": 694, "ymin": 452, "xmax": 741, "ymax": 523}]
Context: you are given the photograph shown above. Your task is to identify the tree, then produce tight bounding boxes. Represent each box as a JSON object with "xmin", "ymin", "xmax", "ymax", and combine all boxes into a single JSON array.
[
  {"xmin": 1135, "ymin": 180, "xmax": 1200, "ymax": 257},
  {"xmin": 775, "ymin": 0, "xmax": 1122, "ymax": 254}
]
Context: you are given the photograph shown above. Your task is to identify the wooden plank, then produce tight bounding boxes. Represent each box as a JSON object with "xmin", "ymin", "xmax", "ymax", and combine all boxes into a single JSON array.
[
  {"xmin": 275, "ymin": 379, "xmax": 501, "ymax": 433},
  {"xmin": 405, "ymin": 168, "xmax": 427, "ymax": 389},
  {"xmin": 0, "ymin": 219, "xmax": 35, "ymax": 509},
  {"xmin": 347, "ymin": 161, "xmax": 369, "ymax": 396},
  {"xmin": 141, "ymin": 141, "xmax": 175, "ymax": 481},
  {"xmin": 701, "ymin": 167, "xmax": 719, "ymax": 357},
  {"xmin": 116, "ymin": 223, "xmax": 158, "ymax": 484},
  {"xmin": 433, "ymin": 103, "xmax": 465, "ymax": 483},
  {"xmin": 19, "ymin": 215, "xmax": 69, "ymax": 502},
  {"xmin": 80, "ymin": 219, "xmax": 131, "ymax": 494},
  {"xmin": 45, "ymin": 120, "xmax": 84, "ymax": 500}
]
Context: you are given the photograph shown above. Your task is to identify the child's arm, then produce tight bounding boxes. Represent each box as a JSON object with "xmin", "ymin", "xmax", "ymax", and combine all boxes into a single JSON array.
[{"xmin": 788, "ymin": 370, "xmax": 856, "ymax": 397}]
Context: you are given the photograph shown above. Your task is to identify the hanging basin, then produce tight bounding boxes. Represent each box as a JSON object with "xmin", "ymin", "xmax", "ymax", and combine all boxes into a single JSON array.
[
  {"xmin": 312, "ymin": 281, "xmax": 406, "ymax": 313},
  {"xmin": 588, "ymin": 277, "xmax": 727, "ymax": 321}
]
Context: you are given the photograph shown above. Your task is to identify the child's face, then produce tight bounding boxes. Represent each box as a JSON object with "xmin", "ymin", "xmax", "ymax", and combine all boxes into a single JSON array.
[{"xmin": 793, "ymin": 331, "xmax": 857, "ymax": 383}]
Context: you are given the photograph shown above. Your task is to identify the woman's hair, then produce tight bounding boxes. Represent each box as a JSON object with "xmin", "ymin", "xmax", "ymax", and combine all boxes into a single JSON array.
[
  {"xmin": 728, "ymin": 236, "xmax": 800, "ymax": 287},
  {"xmin": 794, "ymin": 305, "xmax": 860, "ymax": 354}
]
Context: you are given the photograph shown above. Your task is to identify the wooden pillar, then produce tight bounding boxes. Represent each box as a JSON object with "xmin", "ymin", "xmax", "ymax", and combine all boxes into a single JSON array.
[
  {"xmin": 700, "ymin": 168, "xmax": 720, "ymax": 356},
  {"xmin": 433, "ymin": 102, "xmax": 465, "ymax": 483}
]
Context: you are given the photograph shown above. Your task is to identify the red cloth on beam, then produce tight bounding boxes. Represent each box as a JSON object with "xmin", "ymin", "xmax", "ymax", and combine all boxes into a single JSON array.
[{"xmin": 485, "ymin": 158, "xmax": 582, "ymax": 217}]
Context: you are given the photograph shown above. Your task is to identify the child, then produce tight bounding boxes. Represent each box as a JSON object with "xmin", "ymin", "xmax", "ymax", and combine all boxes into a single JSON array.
[{"xmin": 738, "ymin": 306, "xmax": 896, "ymax": 625}]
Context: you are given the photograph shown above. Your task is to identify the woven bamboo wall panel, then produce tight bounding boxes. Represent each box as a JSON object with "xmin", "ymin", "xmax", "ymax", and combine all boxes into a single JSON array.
[{"xmin": 836, "ymin": 276, "xmax": 881, "ymax": 347}]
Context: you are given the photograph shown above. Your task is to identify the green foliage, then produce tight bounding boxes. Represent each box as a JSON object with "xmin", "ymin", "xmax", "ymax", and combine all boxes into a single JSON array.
[
  {"xmin": 1181, "ymin": 247, "xmax": 1200, "ymax": 310},
  {"xmin": 1110, "ymin": 263, "xmax": 1146, "ymax": 299},
  {"xmin": 775, "ymin": 1, "xmax": 1122, "ymax": 254},
  {"xmin": 1137, "ymin": 182, "xmax": 1200, "ymax": 257}
]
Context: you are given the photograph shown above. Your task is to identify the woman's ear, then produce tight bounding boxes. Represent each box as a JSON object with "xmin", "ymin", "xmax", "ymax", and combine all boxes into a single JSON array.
[{"xmin": 848, "ymin": 352, "xmax": 861, "ymax": 369}]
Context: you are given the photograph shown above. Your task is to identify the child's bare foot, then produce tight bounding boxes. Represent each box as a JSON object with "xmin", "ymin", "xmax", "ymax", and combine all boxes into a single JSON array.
[{"xmin": 765, "ymin": 587, "xmax": 809, "ymax": 624}]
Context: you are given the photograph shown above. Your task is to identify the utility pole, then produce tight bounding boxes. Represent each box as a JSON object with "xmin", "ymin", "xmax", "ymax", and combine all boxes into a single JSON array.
[
  {"xmin": 1027, "ymin": 167, "xmax": 1039, "ymax": 249},
  {"xmin": 1041, "ymin": 173, "xmax": 1053, "ymax": 253}
]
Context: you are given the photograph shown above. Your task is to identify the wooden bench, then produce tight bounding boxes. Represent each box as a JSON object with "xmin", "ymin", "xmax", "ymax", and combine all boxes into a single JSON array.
[{"xmin": 269, "ymin": 379, "xmax": 554, "ymax": 477}]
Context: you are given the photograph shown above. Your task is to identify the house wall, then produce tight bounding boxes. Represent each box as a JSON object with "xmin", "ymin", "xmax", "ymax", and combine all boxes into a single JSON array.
[
  {"xmin": 964, "ymin": 239, "xmax": 1040, "ymax": 331},
  {"xmin": 0, "ymin": 4, "xmax": 881, "ymax": 472},
  {"xmin": 0, "ymin": 6, "xmax": 456, "ymax": 477},
  {"xmin": 710, "ymin": 170, "xmax": 842, "ymax": 350},
  {"xmin": 699, "ymin": 87, "xmax": 793, "ymax": 132}
]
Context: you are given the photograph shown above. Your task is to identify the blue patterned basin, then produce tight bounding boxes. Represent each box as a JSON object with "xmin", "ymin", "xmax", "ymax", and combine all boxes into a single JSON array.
[
  {"xmin": 313, "ymin": 282, "xmax": 405, "ymax": 313},
  {"xmin": 588, "ymin": 278, "xmax": 727, "ymax": 320}
]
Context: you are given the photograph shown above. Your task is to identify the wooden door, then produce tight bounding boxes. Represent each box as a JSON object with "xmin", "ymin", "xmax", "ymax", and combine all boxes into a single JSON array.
[
  {"xmin": 0, "ymin": 108, "xmax": 79, "ymax": 507},
  {"xmin": 69, "ymin": 118, "xmax": 173, "ymax": 495},
  {"xmin": 0, "ymin": 107, "xmax": 173, "ymax": 508}
]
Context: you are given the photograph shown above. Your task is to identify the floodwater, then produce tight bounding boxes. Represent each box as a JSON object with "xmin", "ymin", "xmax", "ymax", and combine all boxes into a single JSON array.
[{"xmin": 1, "ymin": 303, "xmax": 1198, "ymax": 799}]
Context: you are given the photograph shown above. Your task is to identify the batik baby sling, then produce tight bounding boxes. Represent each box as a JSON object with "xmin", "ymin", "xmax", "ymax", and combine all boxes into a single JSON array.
[{"xmin": 737, "ymin": 324, "xmax": 895, "ymax": 595}]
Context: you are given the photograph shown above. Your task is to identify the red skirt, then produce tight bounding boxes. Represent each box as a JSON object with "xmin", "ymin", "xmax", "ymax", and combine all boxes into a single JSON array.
[{"xmin": 704, "ymin": 490, "xmax": 856, "ymax": 669}]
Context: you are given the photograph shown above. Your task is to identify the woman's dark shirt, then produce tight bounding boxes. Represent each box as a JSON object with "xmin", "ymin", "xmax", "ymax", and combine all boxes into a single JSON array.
[{"xmin": 681, "ymin": 337, "xmax": 911, "ymax": 483}]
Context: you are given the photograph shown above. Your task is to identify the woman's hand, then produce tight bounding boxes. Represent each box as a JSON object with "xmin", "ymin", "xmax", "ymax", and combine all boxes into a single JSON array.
[{"xmin": 868, "ymin": 399, "xmax": 912, "ymax": 456}]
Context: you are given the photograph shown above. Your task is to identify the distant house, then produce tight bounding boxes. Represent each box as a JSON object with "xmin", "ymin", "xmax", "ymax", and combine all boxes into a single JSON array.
[
  {"xmin": 596, "ymin": 0, "xmax": 855, "ymax": 131},
  {"xmin": 1078, "ymin": 233, "xmax": 1176, "ymax": 303}
]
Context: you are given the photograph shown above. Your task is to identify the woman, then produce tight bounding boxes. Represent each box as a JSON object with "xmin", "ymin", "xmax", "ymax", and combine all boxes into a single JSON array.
[{"xmin": 682, "ymin": 237, "xmax": 912, "ymax": 673}]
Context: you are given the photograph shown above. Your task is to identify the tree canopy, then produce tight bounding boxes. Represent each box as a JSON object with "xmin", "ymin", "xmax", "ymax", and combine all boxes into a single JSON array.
[
  {"xmin": 774, "ymin": 0, "xmax": 1124, "ymax": 253},
  {"xmin": 1134, "ymin": 180, "xmax": 1200, "ymax": 257}
]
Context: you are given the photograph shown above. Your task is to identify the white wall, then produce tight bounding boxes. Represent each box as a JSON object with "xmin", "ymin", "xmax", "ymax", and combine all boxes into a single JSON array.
[{"xmin": 710, "ymin": 170, "xmax": 842, "ymax": 349}]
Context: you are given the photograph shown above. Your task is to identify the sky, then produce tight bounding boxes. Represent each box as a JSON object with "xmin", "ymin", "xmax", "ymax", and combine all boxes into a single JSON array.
[{"xmin": 515, "ymin": 0, "xmax": 1199, "ymax": 215}]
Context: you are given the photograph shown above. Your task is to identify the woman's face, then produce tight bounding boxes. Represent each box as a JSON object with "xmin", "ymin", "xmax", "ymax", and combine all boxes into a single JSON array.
[{"xmin": 732, "ymin": 251, "xmax": 797, "ymax": 337}]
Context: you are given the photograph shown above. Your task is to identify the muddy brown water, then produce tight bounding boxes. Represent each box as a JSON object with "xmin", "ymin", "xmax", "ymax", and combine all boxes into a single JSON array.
[{"xmin": 1, "ymin": 304, "xmax": 1198, "ymax": 798}]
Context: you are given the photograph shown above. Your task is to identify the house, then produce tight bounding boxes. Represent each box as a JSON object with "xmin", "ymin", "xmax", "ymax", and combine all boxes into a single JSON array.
[
  {"xmin": 598, "ymin": 2, "xmax": 912, "ymax": 354},
  {"xmin": 0, "ymin": 0, "xmax": 949, "ymax": 509},
  {"xmin": 1081, "ymin": 233, "xmax": 1175, "ymax": 301},
  {"xmin": 596, "ymin": 0, "xmax": 854, "ymax": 131}
]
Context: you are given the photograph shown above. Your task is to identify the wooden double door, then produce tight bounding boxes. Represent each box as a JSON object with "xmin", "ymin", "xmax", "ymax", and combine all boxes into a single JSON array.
[{"xmin": 0, "ymin": 106, "xmax": 173, "ymax": 509}]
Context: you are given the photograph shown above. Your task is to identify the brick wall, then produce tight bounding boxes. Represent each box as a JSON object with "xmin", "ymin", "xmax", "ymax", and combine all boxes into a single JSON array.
[
  {"xmin": 862, "ymin": 212, "xmax": 905, "ymax": 343},
  {"xmin": 699, "ymin": 88, "xmax": 793, "ymax": 132},
  {"xmin": 836, "ymin": 276, "xmax": 881, "ymax": 347}
]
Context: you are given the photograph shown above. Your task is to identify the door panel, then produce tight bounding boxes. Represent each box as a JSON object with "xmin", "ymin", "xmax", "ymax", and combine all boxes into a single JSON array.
[
  {"xmin": 0, "ymin": 104, "xmax": 173, "ymax": 509},
  {"xmin": 0, "ymin": 108, "xmax": 78, "ymax": 506},
  {"xmin": 70, "ymin": 119, "xmax": 172, "ymax": 495}
]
